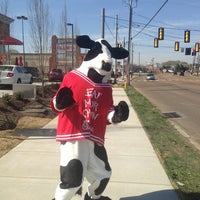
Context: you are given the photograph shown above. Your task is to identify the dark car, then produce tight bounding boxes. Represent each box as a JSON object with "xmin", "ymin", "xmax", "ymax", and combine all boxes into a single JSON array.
[
  {"xmin": 179, "ymin": 71, "xmax": 184, "ymax": 76},
  {"xmin": 24, "ymin": 66, "xmax": 41, "ymax": 82},
  {"xmin": 49, "ymin": 68, "xmax": 64, "ymax": 82}
]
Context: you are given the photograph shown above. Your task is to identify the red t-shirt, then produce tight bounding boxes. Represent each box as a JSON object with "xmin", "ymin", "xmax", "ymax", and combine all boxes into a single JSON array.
[{"xmin": 51, "ymin": 69, "xmax": 114, "ymax": 145}]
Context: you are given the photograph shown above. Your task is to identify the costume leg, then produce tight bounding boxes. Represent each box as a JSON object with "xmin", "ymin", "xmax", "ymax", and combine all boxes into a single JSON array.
[
  {"xmin": 54, "ymin": 140, "xmax": 89, "ymax": 200},
  {"xmin": 85, "ymin": 142, "xmax": 112, "ymax": 199}
]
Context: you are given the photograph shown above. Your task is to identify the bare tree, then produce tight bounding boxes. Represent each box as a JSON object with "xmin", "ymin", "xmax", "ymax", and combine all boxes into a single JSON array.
[
  {"xmin": 0, "ymin": 0, "xmax": 8, "ymax": 15},
  {"xmin": 57, "ymin": 0, "xmax": 69, "ymax": 72},
  {"xmin": 28, "ymin": 0, "xmax": 54, "ymax": 95},
  {"xmin": 57, "ymin": 1, "xmax": 79, "ymax": 72},
  {"xmin": 58, "ymin": 0, "xmax": 68, "ymax": 37}
]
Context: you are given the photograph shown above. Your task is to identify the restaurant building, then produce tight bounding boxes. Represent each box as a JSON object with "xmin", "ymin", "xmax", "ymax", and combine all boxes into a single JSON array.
[{"xmin": 0, "ymin": 13, "xmax": 23, "ymax": 64}]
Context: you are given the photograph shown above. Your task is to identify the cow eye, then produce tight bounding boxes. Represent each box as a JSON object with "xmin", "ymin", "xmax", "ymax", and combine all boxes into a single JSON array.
[{"xmin": 102, "ymin": 61, "xmax": 111, "ymax": 71}]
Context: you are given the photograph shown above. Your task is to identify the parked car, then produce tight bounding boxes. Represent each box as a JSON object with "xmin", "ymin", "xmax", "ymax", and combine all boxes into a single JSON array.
[
  {"xmin": 49, "ymin": 68, "xmax": 64, "ymax": 82},
  {"xmin": 179, "ymin": 71, "xmax": 184, "ymax": 76},
  {"xmin": 24, "ymin": 66, "xmax": 41, "ymax": 82},
  {"xmin": 0, "ymin": 65, "xmax": 33, "ymax": 84},
  {"xmin": 146, "ymin": 73, "xmax": 155, "ymax": 80}
]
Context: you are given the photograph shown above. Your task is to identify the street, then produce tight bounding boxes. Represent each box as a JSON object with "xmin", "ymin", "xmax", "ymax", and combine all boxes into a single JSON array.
[{"xmin": 132, "ymin": 73, "xmax": 200, "ymax": 150}]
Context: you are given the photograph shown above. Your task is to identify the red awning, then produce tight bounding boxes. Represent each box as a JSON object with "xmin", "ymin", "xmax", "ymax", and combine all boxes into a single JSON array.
[{"xmin": 0, "ymin": 35, "xmax": 23, "ymax": 45}]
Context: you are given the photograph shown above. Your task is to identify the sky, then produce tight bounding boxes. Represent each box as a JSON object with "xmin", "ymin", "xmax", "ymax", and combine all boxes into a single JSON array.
[{"xmin": 2, "ymin": 0, "xmax": 200, "ymax": 65}]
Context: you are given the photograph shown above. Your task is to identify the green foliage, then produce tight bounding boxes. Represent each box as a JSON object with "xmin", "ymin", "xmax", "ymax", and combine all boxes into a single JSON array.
[
  {"xmin": 175, "ymin": 64, "xmax": 189, "ymax": 72},
  {"xmin": 126, "ymin": 86, "xmax": 200, "ymax": 200}
]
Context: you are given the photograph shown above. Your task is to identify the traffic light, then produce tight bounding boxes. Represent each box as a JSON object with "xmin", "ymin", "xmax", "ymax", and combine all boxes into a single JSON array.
[
  {"xmin": 154, "ymin": 38, "xmax": 159, "ymax": 47},
  {"xmin": 184, "ymin": 30, "xmax": 190, "ymax": 43},
  {"xmin": 192, "ymin": 49, "xmax": 196, "ymax": 56},
  {"xmin": 158, "ymin": 27, "xmax": 164, "ymax": 40},
  {"xmin": 174, "ymin": 41, "xmax": 179, "ymax": 51},
  {"xmin": 154, "ymin": 38, "xmax": 159, "ymax": 48},
  {"xmin": 185, "ymin": 48, "xmax": 191, "ymax": 55},
  {"xmin": 195, "ymin": 42, "xmax": 199, "ymax": 52},
  {"xmin": 116, "ymin": 43, "xmax": 122, "ymax": 48}
]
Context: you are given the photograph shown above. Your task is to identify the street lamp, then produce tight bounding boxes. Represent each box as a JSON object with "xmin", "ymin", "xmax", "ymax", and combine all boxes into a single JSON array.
[
  {"xmin": 67, "ymin": 23, "xmax": 74, "ymax": 69},
  {"xmin": 17, "ymin": 15, "xmax": 28, "ymax": 66}
]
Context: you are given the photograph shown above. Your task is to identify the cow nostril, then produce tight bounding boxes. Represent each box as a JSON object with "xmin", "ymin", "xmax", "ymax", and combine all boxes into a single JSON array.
[{"xmin": 102, "ymin": 61, "xmax": 111, "ymax": 71}]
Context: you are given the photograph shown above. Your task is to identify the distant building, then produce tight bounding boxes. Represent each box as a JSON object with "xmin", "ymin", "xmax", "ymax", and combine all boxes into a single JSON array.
[
  {"xmin": 0, "ymin": 13, "xmax": 22, "ymax": 64},
  {"xmin": 10, "ymin": 35, "xmax": 86, "ymax": 74},
  {"xmin": 1, "ymin": 15, "xmax": 86, "ymax": 74},
  {"xmin": 10, "ymin": 52, "xmax": 51, "ymax": 74},
  {"xmin": 0, "ymin": 13, "xmax": 13, "ymax": 36},
  {"xmin": 50, "ymin": 35, "xmax": 84, "ymax": 73}
]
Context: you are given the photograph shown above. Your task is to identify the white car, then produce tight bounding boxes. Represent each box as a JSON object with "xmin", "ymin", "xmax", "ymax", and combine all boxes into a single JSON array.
[
  {"xmin": 0, "ymin": 65, "xmax": 33, "ymax": 84},
  {"xmin": 146, "ymin": 73, "xmax": 155, "ymax": 80}
]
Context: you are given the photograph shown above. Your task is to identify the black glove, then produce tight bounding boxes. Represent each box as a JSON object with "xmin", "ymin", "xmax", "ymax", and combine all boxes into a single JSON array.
[
  {"xmin": 56, "ymin": 87, "xmax": 75, "ymax": 110},
  {"xmin": 112, "ymin": 101, "xmax": 129, "ymax": 123}
]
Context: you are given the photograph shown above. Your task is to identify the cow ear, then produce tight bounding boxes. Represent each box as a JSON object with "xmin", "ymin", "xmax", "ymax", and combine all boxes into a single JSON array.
[
  {"xmin": 84, "ymin": 42, "xmax": 103, "ymax": 61},
  {"xmin": 111, "ymin": 47, "xmax": 129, "ymax": 59},
  {"xmin": 76, "ymin": 35, "xmax": 96, "ymax": 49}
]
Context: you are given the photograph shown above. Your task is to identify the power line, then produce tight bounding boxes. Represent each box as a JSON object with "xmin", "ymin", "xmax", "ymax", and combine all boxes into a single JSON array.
[
  {"xmin": 106, "ymin": 15, "xmax": 200, "ymax": 33},
  {"xmin": 135, "ymin": 13, "xmax": 178, "ymax": 29},
  {"xmin": 104, "ymin": 1, "xmax": 200, "ymax": 46},
  {"xmin": 105, "ymin": 20, "xmax": 115, "ymax": 39},
  {"xmin": 134, "ymin": 43, "xmax": 172, "ymax": 48},
  {"xmin": 133, "ymin": 21, "xmax": 200, "ymax": 31},
  {"xmin": 132, "ymin": 0, "xmax": 169, "ymax": 39}
]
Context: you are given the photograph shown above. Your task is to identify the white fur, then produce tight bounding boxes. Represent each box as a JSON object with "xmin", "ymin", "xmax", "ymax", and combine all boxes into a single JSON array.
[
  {"xmin": 107, "ymin": 110, "xmax": 115, "ymax": 123},
  {"xmin": 77, "ymin": 38, "xmax": 112, "ymax": 77},
  {"xmin": 53, "ymin": 97, "xmax": 66, "ymax": 112},
  {"xmin": 102, "ymin": 72, "xmax": 111, "ymax": 83}
]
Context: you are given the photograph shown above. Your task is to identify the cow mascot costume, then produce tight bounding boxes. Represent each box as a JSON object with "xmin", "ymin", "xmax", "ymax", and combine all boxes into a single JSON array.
[{"xmin": 51, "ymin": 35, "xmax": 129, "ymax": 200}]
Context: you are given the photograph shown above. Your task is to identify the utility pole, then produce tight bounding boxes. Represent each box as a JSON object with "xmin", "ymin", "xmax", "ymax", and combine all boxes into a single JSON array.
[
  {"xmin": 67, "ymin": 23, "xmax": 74, "ymax": 69},
  {"xmin": 64, "ymin": 21, "xmax": 67, "ymax": 72},
  {"xmin": 114, "ymin": 15, "xmax": 118, "ymax": 84},
  {"xmin": 127, "ymin": 0, "xmax": 133, "ymax": 85},
  {"xmin": 101, "ymin": 8, "xmax": 105, "ymax": 39},
  {"xmin": 138, "ymin": 52, "xmax": 140, "ymax": 69},
  {"xmin": 122, "ymin": 37, "xmax": 126, "ymax": 80}
]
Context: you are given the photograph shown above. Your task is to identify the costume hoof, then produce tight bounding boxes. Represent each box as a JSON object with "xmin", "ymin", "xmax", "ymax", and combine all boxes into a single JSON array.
[{"xmin": 84, "ymin": 193, "xmax": 111, "ymax": 200}]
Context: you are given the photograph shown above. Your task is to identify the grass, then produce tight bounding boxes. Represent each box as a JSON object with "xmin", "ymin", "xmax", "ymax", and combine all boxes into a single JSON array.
[{"xmin": 125, "ymin": 85, "xmax": 200, "ymax": 200}]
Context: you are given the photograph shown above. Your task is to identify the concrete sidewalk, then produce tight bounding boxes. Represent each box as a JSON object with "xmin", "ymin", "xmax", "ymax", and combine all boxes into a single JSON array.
[{"xmin": 0, "ymin": 88, "xmax": 179, "ymax": 200}]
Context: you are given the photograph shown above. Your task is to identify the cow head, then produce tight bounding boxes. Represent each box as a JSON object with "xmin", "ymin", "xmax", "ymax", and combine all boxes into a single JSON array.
[{"xmin": 76, "ymin": 35, "xmax": 129, "ymax": 83}]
